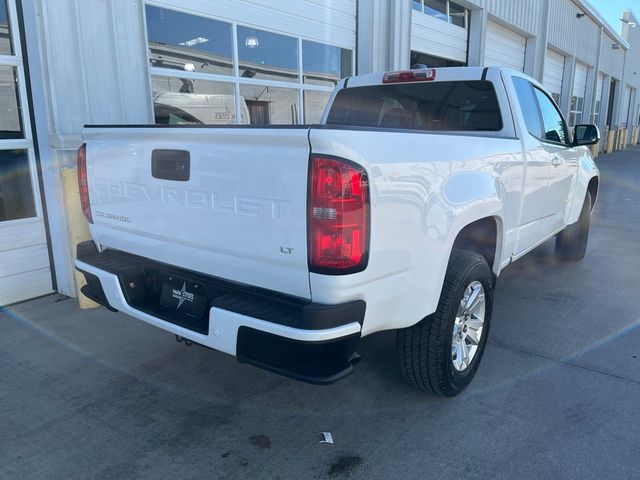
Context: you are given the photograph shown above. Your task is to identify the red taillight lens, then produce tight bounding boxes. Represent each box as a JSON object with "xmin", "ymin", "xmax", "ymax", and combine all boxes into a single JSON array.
[
  {"xmin": 308, "ymin": 155, "xmax": 369, "ymax": 273},
  {"xmin": 383, "ymin": 69, "xmax": 436, "ymax": 83},
  {"xmin": 77, "ymin": 143, "xmax": 92, "ymax": 223}
]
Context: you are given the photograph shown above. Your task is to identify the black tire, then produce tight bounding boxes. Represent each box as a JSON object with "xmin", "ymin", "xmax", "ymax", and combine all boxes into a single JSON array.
[
  {"xmin": 556, "ymin": 192, "xmax": 591, "ymax": 261},
  {"xmin": 396, "ymin": 250, "xmax": 493, "ymax": 396}
]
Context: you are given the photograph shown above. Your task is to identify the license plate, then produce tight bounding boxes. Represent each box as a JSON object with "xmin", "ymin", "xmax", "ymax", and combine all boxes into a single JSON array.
[{"xmin": 159, "ymin": 275, "xmax": 207, "ymax": 320}]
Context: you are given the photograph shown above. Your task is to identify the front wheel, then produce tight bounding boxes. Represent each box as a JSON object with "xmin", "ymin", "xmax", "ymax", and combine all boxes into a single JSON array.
[
  {"xmin": 556, "ymin": 192, "xmax": 592, "ymax": 261},
  {"xmin": 396, "ymin": 250, "xmax": 493, "ymax": 396}
]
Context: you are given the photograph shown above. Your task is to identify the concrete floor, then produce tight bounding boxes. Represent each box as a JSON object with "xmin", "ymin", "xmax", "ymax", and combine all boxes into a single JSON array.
[{"xmin": 2, "ymin": 147, "xmax": 640, "ymax": 480}]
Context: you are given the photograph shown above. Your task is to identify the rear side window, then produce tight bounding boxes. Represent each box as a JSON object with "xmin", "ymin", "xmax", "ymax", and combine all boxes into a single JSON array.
[{"xmin": 326, "ymin": 81, "xmax": 503, "ymax": 132}]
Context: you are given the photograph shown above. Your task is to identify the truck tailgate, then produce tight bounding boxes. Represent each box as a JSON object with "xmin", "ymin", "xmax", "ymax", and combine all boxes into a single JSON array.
[{"xmin": 84, "ymin": 126, "xmax": 311, "ymax": 299}]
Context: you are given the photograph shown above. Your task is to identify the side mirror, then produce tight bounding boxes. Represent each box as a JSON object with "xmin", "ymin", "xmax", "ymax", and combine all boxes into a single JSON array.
[{"xmin": 573, "ymin": 124, "xmax": 600, "ymax": 146}]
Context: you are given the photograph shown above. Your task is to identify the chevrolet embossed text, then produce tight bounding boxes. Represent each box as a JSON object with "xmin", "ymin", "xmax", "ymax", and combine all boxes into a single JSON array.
[{"xmin": 93, "ymin": 178, "xmax": 290, "ymax": 219}]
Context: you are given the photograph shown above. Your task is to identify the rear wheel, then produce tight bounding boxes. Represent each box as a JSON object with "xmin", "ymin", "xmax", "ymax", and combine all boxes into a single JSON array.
[
  {"xmin": 397, "ymin": 250, "xmax": 493, "ymax": 396},
  {"xmin": 556, "ymin": 192, "xmax": 591, "ymax": 261}
]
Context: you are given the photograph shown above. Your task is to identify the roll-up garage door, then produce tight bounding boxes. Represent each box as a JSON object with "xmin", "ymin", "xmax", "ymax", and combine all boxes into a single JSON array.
[
  {"xmin": 485, "ymin": 21, "xmax": 526, "ymax": 71},
  {"xmin": 411, "ymin": 10, "xmax": 467, "ymax": 63},
  {"xmin": 621, "ymin": 86, "xmax": 632, "ymax": 126},
  {"xmin": 542, "ymin": 49, "xmax": 565, "ymax": 103},
  {"xmin": 573, "ymin": 63, "xmax": 588, "ymax": 99}
]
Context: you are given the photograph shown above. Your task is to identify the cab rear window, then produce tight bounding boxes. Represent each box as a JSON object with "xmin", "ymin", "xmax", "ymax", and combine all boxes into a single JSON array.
[{"xmin": 326, "ymin": 80, "xmax": 503, "ymax": 132}]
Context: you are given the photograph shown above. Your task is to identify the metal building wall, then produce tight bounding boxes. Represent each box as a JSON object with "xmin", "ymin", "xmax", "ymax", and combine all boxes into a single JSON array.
[
  {"xmin": 36, "ymin": 0, "xmax": 151, "ymax": 147},
  {"xmin": 599, "ymin": 33, "xmax": 625, "ymax": 76},
  {"xmin": 468, "ymin": 0, "xmax": 544, "ymax": 35},
  {"xmin": 547, "ymin": 0, "xmax": 578, "ymax": 54},
  {"xmin": 622, "ymin": 11, "xmax": 640, "ymax": 92},
  {"xmin": 575, "ymin": 15, "xmax": 599, "ymax": 65}
]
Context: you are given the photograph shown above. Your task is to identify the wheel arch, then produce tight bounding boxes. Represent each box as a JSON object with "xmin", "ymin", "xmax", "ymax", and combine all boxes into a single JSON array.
[
  {"xmin": 587, "ymin": 176, "xmax": 599, "ymax": 211},
  {"xmin": 450, "ymin": 215, "xmax": 503, "ymax": 276}
]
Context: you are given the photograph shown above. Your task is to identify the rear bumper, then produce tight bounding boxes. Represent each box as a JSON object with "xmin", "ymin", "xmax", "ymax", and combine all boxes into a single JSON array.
[{"xmin": 75, "ymin": 241, "xmax": 364, "ymax": 384}]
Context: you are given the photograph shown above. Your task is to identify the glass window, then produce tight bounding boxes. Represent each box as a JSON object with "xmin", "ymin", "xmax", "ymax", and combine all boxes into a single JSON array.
[
  {"xmin": 512, "ymin": 77, "xmax": 543, "ymax": 138},
  {"xmin": 424, "ymin": 0, "xmax": 448, "ymax": 21},
  {"xmin": 151, "ymin": 76, "xmax": 242, "ymax": 125},
  {"xmin": 449, "ymin": 2, "xmax": 466, "ymax": 28},
  {"xmin": 304, "ymin": 90, "xmax": 331, "ymax": 124},
  {"xmin": 326, "ymin": 81, "xmax": 503, "ymax": 132},
  {"xmin": 302, "ymin": 40, "xmax": 352, "ymax": 87},
  {"xmin": 569, "ymin": 96, "xmax": 584, "ymax": 127},
  {"xmin": 0, "ymin": 0, "xmax": 12, "ymax": 56},
  {"xmin": 534, "ymin": 87, "xmax": 568, "ymax": 144},
  {"xmin": 240, "ymin": 85, "xmax": 300, "ymax": 124},
  {"xmin": 145, "ymin": 5, "xmax": 233, "ymax": 76},
  {"xmin": 591, "ymin": 100, "xmax": 601, "ymax": 124},
  {"xmin": 415, "ymin": 1, "xmax": 468, "ymax": 28},
  {"xmin": 237, "ymin": 26, "xmax": 298, "ymax": 83},
  {"xmin": 0, "ymin": 66, "xmax": 23, "ymax": 139},
  {"xmin": 0, "ymin": 149, "xmax": 36, "ymax": 222}
]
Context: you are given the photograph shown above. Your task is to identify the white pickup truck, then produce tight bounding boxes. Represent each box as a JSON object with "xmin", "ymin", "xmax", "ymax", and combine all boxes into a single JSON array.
[{"xmin": 75, "ymin": 67, "xmax": 600, "ymax": 396}]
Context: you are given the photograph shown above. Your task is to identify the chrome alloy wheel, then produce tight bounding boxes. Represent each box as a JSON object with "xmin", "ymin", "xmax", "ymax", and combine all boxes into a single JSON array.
[{"xmin": 451, "ymin": 281, "xmax": 486, "ymax": 372}]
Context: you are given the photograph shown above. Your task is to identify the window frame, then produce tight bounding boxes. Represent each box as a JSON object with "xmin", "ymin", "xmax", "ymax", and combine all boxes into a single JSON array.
[
  {"xmin": 142, "ymin": 2, "xmax": 355, "ymax": 125},
  {"xmin": 511, "ymin": 75, "xmax": 570, "ymax": 147},
  {"xmin": 0, "ymin": 0, "xmax": 43, "ymax": 223},
  {"xmin": 413, "ymin": 0, "xmax": 469, "ymax": 30},
  {"xmin": 512, "ymin": 77, "xmax": 544, "ymax": 139},
  {"xmin": 533, "ymin": 85, "xmax": 571, "ymax": 147},
  {"xmin": 569, "ymin": 95, "xmax": 584, "ymax": 128}
]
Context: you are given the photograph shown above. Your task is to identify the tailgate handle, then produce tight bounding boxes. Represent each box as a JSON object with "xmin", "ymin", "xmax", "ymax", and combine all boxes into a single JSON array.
[{"xmin": 152, "ymin": 150, "xmax": 190, "ymax": 181}]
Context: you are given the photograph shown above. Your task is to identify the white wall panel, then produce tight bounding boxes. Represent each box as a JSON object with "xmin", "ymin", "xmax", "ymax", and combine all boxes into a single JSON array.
[
  {"xmin": 0, "ymin": 218, "xmax": 47, "ymax": 251},
  {"xmin": 543, "ymin": 49, "xmax": 565, "ymax": 98},
  {"xmin": 411, "ymin": 12, "xmax": 467, "ymax": 63},
  {"xmin": 0, "ymin": 268, "xmax": 53, "ymax": 306},
  {"xmin": 38, "ymin": 0, "xmax": 152, "ymax": 141},
  {"xmin": 0, "ymin": 219, "xmax": 52, "ymax": 305},
  {"xmin": 573, "ymin": 62, "xmax": 588, "ymax": 97},
  {"xmin": 485, "ymin": 21, "xmax": 526, "ymax": 71}
]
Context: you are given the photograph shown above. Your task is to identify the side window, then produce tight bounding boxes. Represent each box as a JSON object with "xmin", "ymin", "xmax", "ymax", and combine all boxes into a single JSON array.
[
  {"xmin": 512, "ymin": 77, "xmax": 542, "ymax": 138},
  {"xmin": 533, "ymin": 87, "xmax": 569, "ymax": 144}
]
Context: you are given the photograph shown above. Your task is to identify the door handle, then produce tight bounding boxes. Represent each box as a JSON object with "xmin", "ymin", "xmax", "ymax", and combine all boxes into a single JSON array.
[{"xmin": 551, "ymin": 157, "xmax": 562, "ymax": 167}]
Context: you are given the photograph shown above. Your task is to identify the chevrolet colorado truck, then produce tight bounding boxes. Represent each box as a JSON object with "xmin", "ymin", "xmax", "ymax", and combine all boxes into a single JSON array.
[{"xmin": 75, "ymin": 67, "xmax": 600, "ymax": 396}]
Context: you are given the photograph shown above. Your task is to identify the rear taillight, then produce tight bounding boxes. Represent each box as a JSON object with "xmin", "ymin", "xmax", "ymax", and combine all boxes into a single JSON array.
[
  {"xmin": 308, "ymin": 155, "xmax": 369, "ymax": 274},
  {"xmin": 383, "ymin": 69, "xmax": 436, "ymax": 83},
  {"xmin": 77, "ymin": 143, "xmax": 92, "ymax": 223}
]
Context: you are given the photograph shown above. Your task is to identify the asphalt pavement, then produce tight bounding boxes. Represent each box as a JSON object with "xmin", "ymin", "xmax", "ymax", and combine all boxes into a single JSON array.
[{"xmin": 2, "ymin": 146, "xmax": 640, "ymax": 480}]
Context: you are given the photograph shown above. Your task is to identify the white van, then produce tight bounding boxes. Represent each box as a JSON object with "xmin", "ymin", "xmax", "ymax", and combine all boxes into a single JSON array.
[{"xmin": 153, "ymin": 92, "xmax": 250, "ymax": 125}]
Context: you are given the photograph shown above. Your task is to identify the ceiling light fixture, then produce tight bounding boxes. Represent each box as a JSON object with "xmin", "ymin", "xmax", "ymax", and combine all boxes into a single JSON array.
[{"xmin": 245, "ymin": 35, "xmax": 259, "ymax": 48}]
